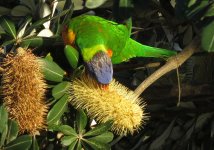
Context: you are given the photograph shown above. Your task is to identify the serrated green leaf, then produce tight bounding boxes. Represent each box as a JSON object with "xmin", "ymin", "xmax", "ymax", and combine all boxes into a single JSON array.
[
  {"xmin": 84, "ymin": 121, "xmax": 112, "ymax": 137},
  {"xmin": 52, "ymin": 81, "xmax": 70, "ymax": 100},
  {"xmin": 64, "ymin": 45, "xmax": 79, "ymax": 69},
  {"xmin": 68, "ymin": 139, "xmax": 78, "ymax": 150},
  {"xmin": 86, "ymin": 132, "xmax": 114, "ymax": 143},
  {"xmin": 39, "ymin": 58, "xmax": 65, "ymax": 82},
  {"xmin": 0, "ymin": 106, "xmax": 8, "ymax": 133},
  {"xmin": 0, "ymin": 17, "xmax": 16, "ymax": 39},
  {"xmin": 6, "ymin": 120, "xmax": 19, "ymax": 144},
  {"xmin": 83, "ymin": 138, "xmax": 110, "ymax": 150},
  {"xmin": 149, "ymin": 119, "xmax": 176, "ymax": 150},
  {"xmin": 59, "ymin": 125, "xmax": 77, "ymax": 136},
  {"xmin": 61, "ymin": 135, "xmax": 77, "ymax": 146},
  {"xmin": 202, "ymin": 20, "xmax": 214, "ymax": 52},
  {"xmin": 4, "ymin": 135, "xmax": 32, "ymax": 150},
  {"xmin": 11, "ymin": 5, "xmax": 31, "ymax": 17},
  {"xmin": 47, "ymin": 94, "xmax": 68, "ymax": 125},
  {"xmin": 76, "ymin": 110, "xmax": 87, "ymax": 134}
]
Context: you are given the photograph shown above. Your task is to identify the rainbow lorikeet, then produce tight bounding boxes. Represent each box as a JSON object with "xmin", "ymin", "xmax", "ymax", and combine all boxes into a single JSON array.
[{"xmin": 62, "ymin": 15, "xmax": 176, "ymax": 86}]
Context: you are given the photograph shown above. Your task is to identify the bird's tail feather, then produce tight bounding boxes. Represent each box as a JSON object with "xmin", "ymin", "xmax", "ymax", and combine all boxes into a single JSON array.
[{"xmin": 112, "ymin": 38, "xmax": 176, "ymax": 64}]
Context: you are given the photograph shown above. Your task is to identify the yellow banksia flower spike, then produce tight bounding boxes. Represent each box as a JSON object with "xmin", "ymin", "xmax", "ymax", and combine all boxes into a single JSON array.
[
  {"xmin": 1, "ymin": 47, "xmax": 48, "ymax": 135},
  {"xmin": 69, "ymin": 75, "xmax": 148, "ymax": 136}
]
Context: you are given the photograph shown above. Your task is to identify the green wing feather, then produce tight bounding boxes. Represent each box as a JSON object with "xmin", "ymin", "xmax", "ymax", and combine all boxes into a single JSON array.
[{"xmin": 111, "ymin": 38, "xmax": 177, "ymax": 64}]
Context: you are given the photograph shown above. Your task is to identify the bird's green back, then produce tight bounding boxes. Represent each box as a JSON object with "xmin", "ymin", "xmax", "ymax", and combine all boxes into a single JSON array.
[
  {"xmin": 68, "ymin": 15, "xmax": 130, "ymax": 61},
  {"xmin": 67, "ymin": 15, "xmax": 176, "ymax": 63}
]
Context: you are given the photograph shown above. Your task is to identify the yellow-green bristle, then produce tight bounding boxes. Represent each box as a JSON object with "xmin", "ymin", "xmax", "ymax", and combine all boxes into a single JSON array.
[{"xmin": 69, "ymin": 76, "xmax": 148, "ymax": 136}]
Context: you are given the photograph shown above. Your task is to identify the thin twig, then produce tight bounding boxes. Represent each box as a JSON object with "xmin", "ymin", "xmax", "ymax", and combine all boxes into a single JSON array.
[
  {"xmin": 134, "ymin": 37, "xmax": 200, "ymax": 96},
  {"xmin": 176, "ymin": 68, "xmax": 181, "ymax": 106},
  {"xmin": 110, "ymin": 136, "xmax": 123, "ymax": 147}
]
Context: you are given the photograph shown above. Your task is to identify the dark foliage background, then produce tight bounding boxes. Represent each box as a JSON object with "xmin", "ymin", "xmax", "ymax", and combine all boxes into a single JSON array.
[{"xmin": 0, "ymin": 0, "xmax": 214, "ymax": 150}]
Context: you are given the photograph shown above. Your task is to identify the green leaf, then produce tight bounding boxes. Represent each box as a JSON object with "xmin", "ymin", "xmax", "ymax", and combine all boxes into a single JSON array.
[
  {"xmin": 84, "ymin": 121, "xmax": 112, "ymax": 137},
  {"xmin": 76, "ymin": 140, "xmax": 82, "ymax": 150},
  {"xmin": 149, "ymin": 119, "xmax": 176, "ymax": 150},
  {"xmin": 205, "ymin": 3, "xmax": 214, "ymax": 17},
  {"xmin": 52, "ymin": 81, "xmax": 70, "ymax": 100},
  {"xmin": 68, "ymin": 139, "xmax": 78, "ymax": 150},
  {"xmin": 1, "ymin": 39, "xmax": 16, "ymax": 47},
  {"xmin": 61, "ymin": 135, "xmax": 77, "ymax": 146},
  {"xmin": 185, "ymin": 1, "xmax": 209, "ymax": 19},
  {"xmin": 4, "ymin": 135, "xmax": 32, "ymax": 150},
  {"xmin": 11, "ymin": 5, "xmax": 31, "ymax": 17},
  {"xmin": 64, "ymin": 45, "xmax": 79, "ymax": 69},
  {"xmin": 83, "ymin": 138, "xmax": 110, "ymax": 150},
  {"xmin": 76, "ymin": 110, "xmax": 87, "ymax": 134},
  {"xmin": 0, "ymin": 126, "xmax": 8, "ymax": 147},
  {"xmin": 31, "ymin": 137, "xmax": 39, "ymax": 150},
  {"xmin": 39, "ymin": 58, "xmax": 65, "ymax": 82},
  {"xmin": 0, "ymin": 6, "xmax": 11, "ymax": 16},
  {"xmin": 0, "ymin": 17, "xmax": 16, "ymax": 39},
  {"xmin": 85, "ymin": 0, "xmax": 108, "ymax": 9},
  {"xmin": 47, "ymin": 94, "xmax": 68, "ymax": 125},
  {"xmin": 195, "ymin": 113, "xmax": 213, "ymax": 131},
  {"xmin": 0, "ymin": 106, "xmax": 8, "ymax": 133},
  {"xmin": 72, "ymin": 65, "xmax": 85, "ymax": 78},
  {"xmin": 211, "ymin": 120, "xmax": 214, "ymax": 138},
  {"xmin": 20, "ymin": 0, "xmax": 36, "ymax": 12},
  {"xmin": 202, "ymin": 20, "xmax": 214, "ymax": 52},
  {"xmin": 45, "ymin": 53, "xmax": 53, "ymax": 61},
  {"xmin": 21, "ymin": 37, "xmax": 43, "ymax": 47},
  {"xmin": 59, "ymin": 125, "xmax": 77, "ymax": 136},
  {"xmin": 86, "ymin": 132, "xmax": 114, "ymax": 143},
  {"xmin": 26, "ymin": 9, "xmax": 69, "ymax": 33},
  {"xmin": 21, "ymin": 36, "xmax": 60, "ymax": 47},
  {"xmin": 17, "ymin": 17, "xmax": 32, "ymax": 38},
  {"xmin": 0, "ymin": 25, "xmax": 5, "ymax": 34},
  {"xmin": 6, "ymin": 120, "xmax": 19, "ymax": 144}
]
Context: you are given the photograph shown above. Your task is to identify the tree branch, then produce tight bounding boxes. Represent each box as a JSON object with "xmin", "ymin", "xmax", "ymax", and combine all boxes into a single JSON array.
[{"xmin": 134, "ymin": 37, "xmax": 201, "ymax": 96}]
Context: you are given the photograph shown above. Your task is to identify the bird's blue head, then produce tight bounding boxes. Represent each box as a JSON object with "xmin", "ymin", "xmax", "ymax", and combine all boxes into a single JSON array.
[{"xmin": 85, "ymin": 51, "xmax": 113, "ymax": 85}]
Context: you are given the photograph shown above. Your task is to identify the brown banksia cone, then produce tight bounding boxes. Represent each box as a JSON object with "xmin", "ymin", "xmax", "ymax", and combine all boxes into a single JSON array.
[
  {"xmin": 1, "ymin": 47, "xmax": 48, "ymax": 135},
  {"xmin": 69, "ymin": 75, "xmax": 148, "ymax": 136}
]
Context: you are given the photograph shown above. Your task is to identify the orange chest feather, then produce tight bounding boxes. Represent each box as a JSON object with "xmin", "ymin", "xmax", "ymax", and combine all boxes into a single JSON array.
[{"xmin": 62, "ymin": 28, "xmax": 76, "ymax": 46}]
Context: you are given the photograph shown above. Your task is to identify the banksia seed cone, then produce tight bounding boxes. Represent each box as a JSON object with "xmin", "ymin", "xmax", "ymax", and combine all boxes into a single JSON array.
[
  {"xmin": 69, "ymin": 76, "xmax": 147, "ymax": 136},
  {"xmin": 1, "ymin": 47, "xmax": 48, "ymax": 135}
]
